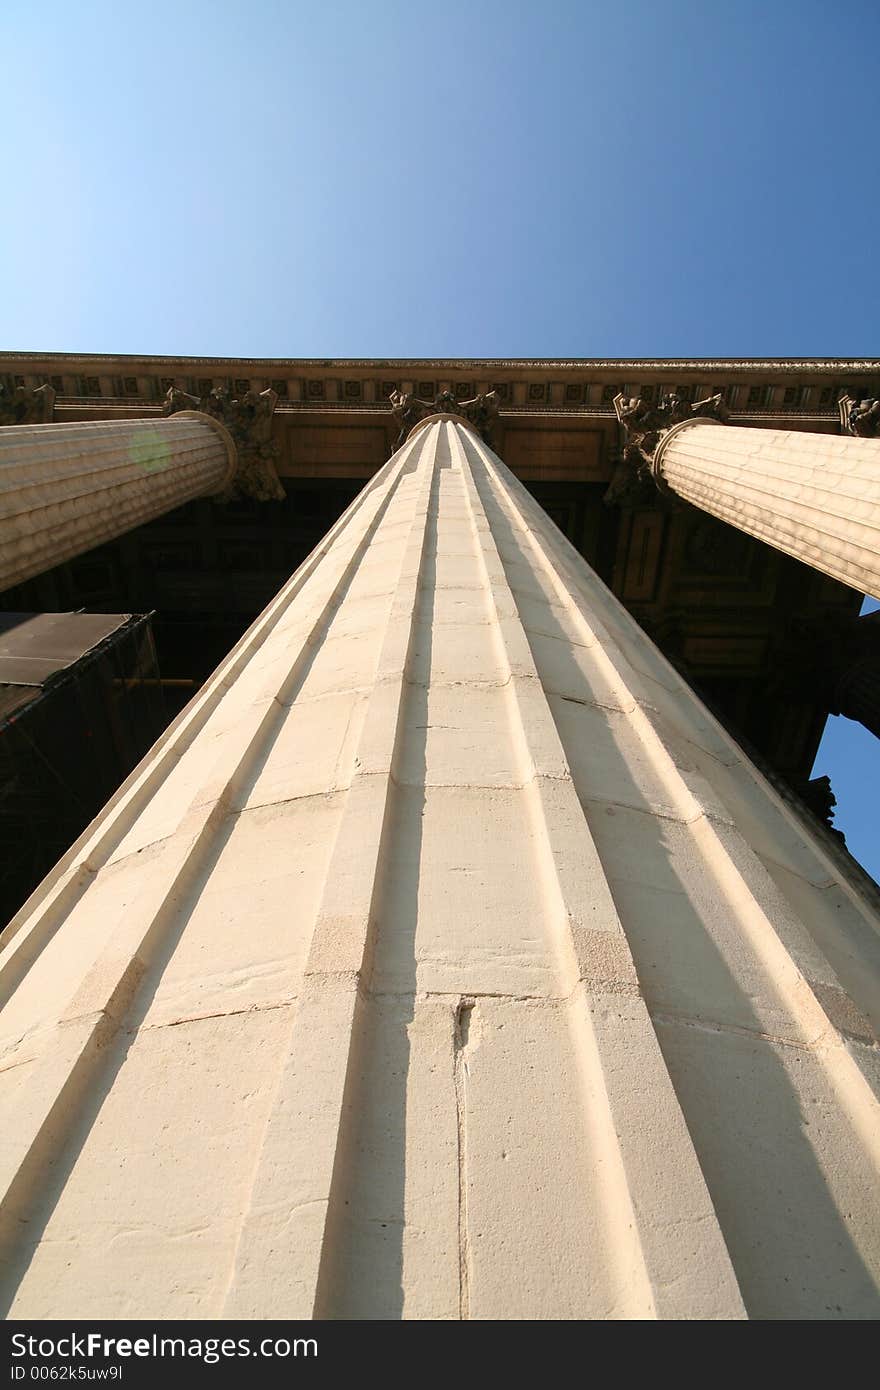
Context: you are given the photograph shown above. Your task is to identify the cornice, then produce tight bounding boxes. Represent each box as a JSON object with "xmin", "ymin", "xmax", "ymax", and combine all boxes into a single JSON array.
[{"xmin": 1, "ymin": 352, "xmax": 879, "ymax": 374}]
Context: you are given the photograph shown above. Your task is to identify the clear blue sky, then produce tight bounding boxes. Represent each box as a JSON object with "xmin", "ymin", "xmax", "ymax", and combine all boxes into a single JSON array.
[{"xmin": 2, "ymin": 1, "xmax": 878, "ymax": 872}]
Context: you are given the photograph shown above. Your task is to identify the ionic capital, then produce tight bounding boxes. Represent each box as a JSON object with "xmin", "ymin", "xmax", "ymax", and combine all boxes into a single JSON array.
[
  {"xmin": 163, "ymin": 384, "xmax": 285, "ymax": 501},
  {"xmin": 604, "ymin": 391, "xmax": 728, "ymax": 505},
  {"xmin": 389, "ymin": 387, "xmax": 500, "ymax": 450},
  {"xmin": 0, "ymin": 381, "xmax": 55, "ymax": 426},
  {"xmin": 839, "ymin": 393, "xmax": 880, "ymax": 439}
]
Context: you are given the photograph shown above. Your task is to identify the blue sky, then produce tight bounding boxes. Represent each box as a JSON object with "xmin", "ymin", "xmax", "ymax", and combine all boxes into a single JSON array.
[
  {"xmin": 2, "ymin": 0, "xmax": 878, "ymax": 870},
  {"xmin": 815, "ymin": 595, "xmax": 879, "ymax": 877}
]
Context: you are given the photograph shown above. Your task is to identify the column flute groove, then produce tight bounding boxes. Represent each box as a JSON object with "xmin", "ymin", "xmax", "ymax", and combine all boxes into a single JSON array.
[
  {"xmin": 223, "ymin": 427, "xmax": 438, "ymax": 1318},
  {"xmin": 453, "ymin": 424, "xmax": 745, "ymax": 1318},
  {"xmin": 1, "ymin": 416, "xmax": 879, "ymax": 1319},
  {"xmin": 0, "ymin": 434, "xmax": 422, "ymax": 1314}
]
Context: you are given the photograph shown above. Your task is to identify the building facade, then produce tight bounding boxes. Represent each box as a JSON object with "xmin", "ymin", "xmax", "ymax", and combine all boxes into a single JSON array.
[{"xmin": 1, "ymin": 356, "xmax": 879, "ymax": 1319}]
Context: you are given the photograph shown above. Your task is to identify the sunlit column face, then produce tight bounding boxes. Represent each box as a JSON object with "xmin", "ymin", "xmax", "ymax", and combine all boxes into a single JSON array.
[
  {"xmin": 0, "ymin": 413, "xmax": 235, "ymax": 591},
  {"xmin": 1, "ymin": 419, "xmax": 878, "ymax": 1322},
  {"xmin": 657, "ymin": 419, "xmax": 880, "ymax": 599}
]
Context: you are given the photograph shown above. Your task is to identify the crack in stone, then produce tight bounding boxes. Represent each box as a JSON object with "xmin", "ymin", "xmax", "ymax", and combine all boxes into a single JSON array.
[
  {"xmin": 650, "ymin": 1008, "xmax": 828, "ymax": 1052},
  {"xmin": 453, "ymin": 999, "xmax": 475, "ymax": 1320},
  {"xmin": 136, "ymin": 999, "xmax": 294, "ymax": 1032}
]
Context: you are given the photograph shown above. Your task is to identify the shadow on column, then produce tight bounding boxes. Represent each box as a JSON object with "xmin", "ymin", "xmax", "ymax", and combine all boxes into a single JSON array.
[
  {"xmin": 313, "ymin": 464, "xmax": 441, "ymax": 1320},
  {"xmin": 481, "ymin": 481, "xmax": 880, "ymax": 1320}
]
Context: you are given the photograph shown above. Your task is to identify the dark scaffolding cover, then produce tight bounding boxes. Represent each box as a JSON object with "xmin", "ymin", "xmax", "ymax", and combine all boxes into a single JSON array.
[{"xmin": 0, "ymin": 612, "xmax": 166, "ymax": 928}]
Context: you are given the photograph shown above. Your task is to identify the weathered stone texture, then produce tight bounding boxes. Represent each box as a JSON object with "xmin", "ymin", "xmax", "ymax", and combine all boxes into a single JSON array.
[
  {"xmin": 657, "ymin": 420, "xmax": 880, "ymax": 597},
  {"xmin": 1, "ymin": 419, "xmax": 879, "ymax": 1319},
  {"xmin": 0, "ymin": 413, "xmax": 235, "ymax": 591}
]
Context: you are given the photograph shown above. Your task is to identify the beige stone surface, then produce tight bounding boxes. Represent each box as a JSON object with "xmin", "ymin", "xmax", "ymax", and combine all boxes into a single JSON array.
[
  {"xmin": 1, "ymin": 419, "xmax": 879, "ymax": 1319},
  {"xmin": 657, "ymin": 418, "xmax": 880, "ymax": 598},
  {"xmin": 0, "ymin": 413, "xmax": 235, "ymax": 591}
]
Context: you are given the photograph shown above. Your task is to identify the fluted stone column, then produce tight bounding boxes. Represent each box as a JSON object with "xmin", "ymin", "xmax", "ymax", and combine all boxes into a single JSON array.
[
  {"xmin": 658, "ymin": 417, "xmax": 880, "ymax": 597},
  {"xmin": 0, "ymin": 413, "xmax": 236, "ymax": 592},
  {"xmin": 613, "ymin": 393, "xmax": 880, "ymax": 599},
  {"xmin": 1, "ymin": 417, "xmax": 879, "ymax": 1320},
  {"xmin": 836, "ymin": 638, "xmax": 880, "ymax": 735}
]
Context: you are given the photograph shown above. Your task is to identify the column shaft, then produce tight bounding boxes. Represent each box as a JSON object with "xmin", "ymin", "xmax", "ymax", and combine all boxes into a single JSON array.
[
  {"xmin": 657, "ymin": 419, "xmax": 880, "ymax": 597},
  {"xmin": 0, "ymin": 413, "xmax": 235, "ymax": 592},
  {"xmin": 836, "ymin": 657, "xmax": 880, "ymax": 737},
  {"xmin": 1, "ymin": 419, "xmax": 879, "ymax": 1319}
]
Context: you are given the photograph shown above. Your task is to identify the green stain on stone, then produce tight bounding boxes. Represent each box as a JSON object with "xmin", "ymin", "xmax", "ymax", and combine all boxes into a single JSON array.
[{"xmin": 129, "ymin": 428, "xmax": 172, "ymax": 473}]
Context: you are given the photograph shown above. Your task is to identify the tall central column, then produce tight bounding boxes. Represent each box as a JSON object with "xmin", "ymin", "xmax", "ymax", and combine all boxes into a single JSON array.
[{"xmin": 1, "ymin": 418, "xmax": 879, "ymax": 1320}]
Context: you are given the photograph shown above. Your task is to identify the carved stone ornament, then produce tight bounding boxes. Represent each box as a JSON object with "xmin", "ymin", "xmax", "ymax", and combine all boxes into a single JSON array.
[
  {"xmin": 604, "ymin": 391, "xmax": 728, "ymax": 506},
  {"xmin": 163, "ymin": 385, "xmax": 285, "ymax": 501},
  {"xmin": 0, "ymin": 382, "xmax": 55, "ymax": 426},
  {"xmin": 838, "ymin": 393, "xmax": 880, "ymax": 439},
  {"xmin": 389, "ymin": 388, "xmax": 500, "ymax": 450},
  {"xmin": 792, "ymin": 774, "xmax": 845, "ymax": 843}
]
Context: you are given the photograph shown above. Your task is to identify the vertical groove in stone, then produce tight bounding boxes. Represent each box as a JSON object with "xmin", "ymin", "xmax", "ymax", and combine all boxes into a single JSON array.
[
  {"xmin": 224, "ymin": 425, "xmax": 438, "ymax": 1319},
  {"xmin": 0, "ymin": 419, "xmax": 879, "ymax": 1319},
  {"xmin": 472, "ymin": 428, "xmax": 880, "ymax": 1057},
  {"xmin": 0, "ymin": 415, "xmax": 236, "ymax": 590},
  {"xmin": 464, "ymin": 427, "xmax": 880, "ymax": 1318},
  {"xmin": 659, "ymin": 422, "xmax": 880, "ymax": 597},
  {"xmin": 453, "ymin": 426, "xmax": 743, "ymax": 1317},
  {"xmin": 0, "ymin": 433, "xmax": 419, "ymax": 1317}
]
